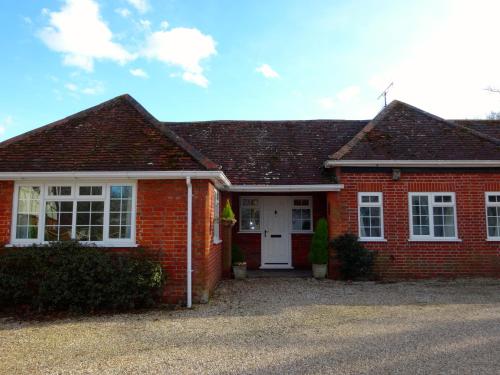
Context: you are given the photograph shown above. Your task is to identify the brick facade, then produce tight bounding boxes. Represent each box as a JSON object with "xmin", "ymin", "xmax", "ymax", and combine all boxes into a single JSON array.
[
  {"xmin": 136, "ymin": 179, "xmax": 221, "ymax": 304},
  {"xmin": 0, "ymin": 181, "xmax": 13, "ymax": 246},
  {"xmin": 328, "ymin": 171, "xmax": 500, "ymax": 279}
]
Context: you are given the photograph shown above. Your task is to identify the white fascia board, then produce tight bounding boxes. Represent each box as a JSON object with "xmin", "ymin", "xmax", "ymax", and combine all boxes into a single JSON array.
[
  {"xmin": 324, "ymin": 160, "xmax": 500, "ymax": 168},
  {"xmin": 0, "ymin": 171, "xmax": 231, "ymax": 186},
  {"xmin": 226, "ymin": 184, "xmax": 344, "ymax": 192}
]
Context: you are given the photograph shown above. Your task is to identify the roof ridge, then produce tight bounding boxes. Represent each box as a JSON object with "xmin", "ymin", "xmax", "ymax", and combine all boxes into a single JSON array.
[
  {"xmin": 120, "ymin": 95, "xmax": 220, "ymax": 170},
  {"xmin": 329, "ymin": 100, "xmax": 400, "ymax": 160},
  {"xmin": 0, "ymin": 94, "xmax": 129, "ymax": 149}
]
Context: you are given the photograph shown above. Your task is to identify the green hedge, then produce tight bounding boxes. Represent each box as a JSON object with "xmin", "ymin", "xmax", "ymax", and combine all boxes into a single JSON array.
[{"xmin": 0, "ymin": 241, "xmax": 165, "ymax": 313}]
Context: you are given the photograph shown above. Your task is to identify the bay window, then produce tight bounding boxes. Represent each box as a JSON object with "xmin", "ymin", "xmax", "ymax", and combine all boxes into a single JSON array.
[
  {"xmin": 409, "ymin": 193, "xmax": 458, "ymax": 240},
  {"xmin": 12, "ymin": 182, "xmax": 136, "ymax": 246}
]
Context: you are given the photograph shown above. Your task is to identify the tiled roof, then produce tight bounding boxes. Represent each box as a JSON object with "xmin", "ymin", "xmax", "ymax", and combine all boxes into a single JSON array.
[
  {"xmin": 0, "ymin": 95, "xmax": 219, "ymax": 172},
  {"xmin": 330, "ymin": 100, "xmax": 500, "ymax": 161},
  {"xmin": 167, "ymin": 120, "xmax": 366, "ymax": 185},
  {"xmin": 454, "ymin": 120, "xmax": 500, "ymax": 141}
]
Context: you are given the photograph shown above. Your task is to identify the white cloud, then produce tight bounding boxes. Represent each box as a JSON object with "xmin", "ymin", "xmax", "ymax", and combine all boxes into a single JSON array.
[
  {"xmin": 126, "ymin": 0, "xmax": 150, "ymax": 14},
  {"xmin": 142, "ymin": 27, "xmax": 216, "ymax": 87},
  {"xmin": 336, "ymin": 85, "xmax": 360, "ymax": 103},
  {"xmin": 38, "ymin": 0, "xmax": 134, "ymax": 72},
  {"xmin": 0, "ymin": 115, "xmax": 13, "ymax": 136},
  {"xmin": 64, "ymin": 80, "xmax": 104, "ymax": 95},
  {"xmin": 256, "ymin": 64, "xmax": 279, "ymax": 79},
  {"xmin": 139, "ymin": 19, "xmax": 151, "ymax": 30},
  {"xmin": 368, "ymin": 0, "xmax": 500, "ymax": 118},
  {"xmin": 65, "ymin": 82, "xmax": 78, "ymax": 91},
  {"xmin": 318, "ymin": 97, "xmax": 335, "ymax": 110},
  {"xmin": 115, "ymin": 8, "xmax": 131, "ymax": 18},
  {"xmin": 22, "ymin": 16, "xmax": 32, "ymax": 25},
  {"xmin": 130, "ymin": 68, "xmax": 149, "ymax": 78},
  {"xmin": 160, "ymin": 20, "xmax": 169, "ymax": 30}
]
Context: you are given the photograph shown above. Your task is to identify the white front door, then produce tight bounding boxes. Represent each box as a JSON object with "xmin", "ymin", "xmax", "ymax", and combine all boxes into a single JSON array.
[{"xmin": 261, "ymin": 196, "xmax": 292, "ymax": 268}]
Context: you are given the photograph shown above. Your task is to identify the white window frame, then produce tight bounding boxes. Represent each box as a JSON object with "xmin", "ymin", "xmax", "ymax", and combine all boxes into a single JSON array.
[
  {"xmin": 485, "ymin": 192, "xmax": 500, "ymax": 241},
  {"xmin": 358, "ymin": 192, "xmax": 385, "ymax": 241},
  {"xmin": 408, "ymin": 192, "xmax": 459, "ymax": 241},
  {"xmin": 10, "ymin": 181, "xmax": 137, "ymax": 247},
  {"xmin": 213, "ymin": 188, "xmax": 221, "ymax": 243},
  {"xmin": 239, "ymin": 196, "xmax": 262, "ymax": 233},
  {"xmin": 291, "ymin": 196, "xmax": 313, "ymax": 233}
]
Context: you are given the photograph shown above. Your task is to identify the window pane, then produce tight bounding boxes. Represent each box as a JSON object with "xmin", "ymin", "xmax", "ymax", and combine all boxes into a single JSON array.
[
  {"xmin": 487, "ymin": 206, "xmax": 500, "ymax": 237},
  {"xmin": 433, "ymin": 206, "xmax": 455, "ymax": 237},
  {"xmin": 76, "ymin": 200, "xmax": 103, "ymax": 242},
  {"xmin": 241, "ymin": 207, "xmax": 260, "ymax": 230},
  {"xmin": 411, "ymin": 195, "xmax": 430, "ymax": 236},
  {"xmin": 359, "ymin": 200, "xmax": 382, "ymax": 238},
  {"xmin": 16, "ymin": 186, "xmax": 40, "ymax": 239},
  {"xmin": 44, "ymin": 201, "xmax": 73, "ymax": 241},
  {"xmin": 108, "ymin": 186, "xmax": 133, "ymax": 239}
]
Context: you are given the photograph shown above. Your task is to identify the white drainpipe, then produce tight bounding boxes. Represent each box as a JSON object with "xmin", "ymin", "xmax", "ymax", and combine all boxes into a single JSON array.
[{"xmin": 186, "ymin": 177, "xmax": 193, "ymax": 308}]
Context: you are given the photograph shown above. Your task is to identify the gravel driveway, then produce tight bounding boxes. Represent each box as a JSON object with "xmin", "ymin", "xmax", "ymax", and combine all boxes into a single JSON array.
[{"xmin": 1, "ymin": 278, "xmax": 500, "ymax": 375}]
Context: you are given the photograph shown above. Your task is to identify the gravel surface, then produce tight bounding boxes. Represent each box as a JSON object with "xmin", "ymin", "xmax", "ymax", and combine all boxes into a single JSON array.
[{"xmin": 1, "ymin": 278, "xmax": 500, "ymax": 375}]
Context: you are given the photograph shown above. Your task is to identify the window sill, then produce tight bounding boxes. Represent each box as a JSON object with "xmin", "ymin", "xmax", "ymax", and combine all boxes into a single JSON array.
[
  {"xmin": 238, "ymin": 231, "xmax": 261, "ymax": 234},
  {"xmin": 486, "ymin": 238, "xmax": 500, "ymax": 242},
  {"xmin": 6, "ymin": 242, "xmax": 139, "ymax": 248},
  {"xmin": 359, "ymin": 238, "xmax": 387, "ymax": 242},
  {"xmin": 213, "ymin": 239, "xmax": 223, "ymax": 245},
  {"xmin": 408, "ymin": 238, "xmax": 462, "ymax": 242}
]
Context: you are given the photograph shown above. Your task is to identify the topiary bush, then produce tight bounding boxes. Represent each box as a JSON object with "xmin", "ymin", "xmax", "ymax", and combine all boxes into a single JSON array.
[
  {"xmin": 309, "ymin": 218, "xmax": 329, "ymax": 264},
  {"xmin": 0, "ymin": 241, "xmax": 165, "ymax": 314},
  {"xmin": 331, "ymin": 233, "xmax": 375, "ymax": 280}
]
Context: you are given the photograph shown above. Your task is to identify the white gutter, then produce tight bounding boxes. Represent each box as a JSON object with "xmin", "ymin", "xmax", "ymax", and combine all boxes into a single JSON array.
[
  {"xmin": 226, "ymin": 184, "xmax": 344, "ymax": 192},
  {"xmin": 186, "ymin": 177, "xmax": 193, "ymax": 308},
  {"xmin": 324, "ymin": 160, "xmax": 500, "ymax": 168},
  {"xmin": 0, "ymin": 170, "xmax": 231, "ymax": 186}
]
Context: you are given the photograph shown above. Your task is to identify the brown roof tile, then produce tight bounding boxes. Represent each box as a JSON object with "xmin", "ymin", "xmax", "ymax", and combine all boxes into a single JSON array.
[
  {"xmin": 0, "ymin": 95, "xmax": 219, "ymax": 172},
  {"xmin": 331, "ymin": 100, "xmax": 500, "ymax": 161}
]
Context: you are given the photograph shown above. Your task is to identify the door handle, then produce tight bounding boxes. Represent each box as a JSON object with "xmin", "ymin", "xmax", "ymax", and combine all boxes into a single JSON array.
[{"xmin": 264, "ymin": 230, "xmax": 268, "ymax": 237}]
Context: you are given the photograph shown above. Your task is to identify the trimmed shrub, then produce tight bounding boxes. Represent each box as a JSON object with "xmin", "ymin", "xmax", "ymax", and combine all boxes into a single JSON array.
[
  {"xmin": 0, "ymin": 241, "xmax": 165, "ymax": 313},
  {"xmin": 309, "ymin": 218, "xmax": 329, "ymax": 264},
  {"xmin": 331, "ymin": 233, "xmax": 375, "ymax": 280},
  {"xmin": 231, "ymin": 244, "xmax": 245, "ymax": 264}
]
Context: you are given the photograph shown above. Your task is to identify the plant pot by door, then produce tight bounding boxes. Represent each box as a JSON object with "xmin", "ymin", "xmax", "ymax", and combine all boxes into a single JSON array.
[
  {"xmin": 233, "ymin": 263, "xmax": 247, "ymax": 279},
  {"xmin": 312, "ymin": 263, "xmax": 327, "ymax": 279}
]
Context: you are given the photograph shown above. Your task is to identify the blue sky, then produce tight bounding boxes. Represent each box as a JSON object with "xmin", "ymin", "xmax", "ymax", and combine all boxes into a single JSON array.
[{"xmin": 1, "ymin": 0, "xmax": 500, "ymax": 140}]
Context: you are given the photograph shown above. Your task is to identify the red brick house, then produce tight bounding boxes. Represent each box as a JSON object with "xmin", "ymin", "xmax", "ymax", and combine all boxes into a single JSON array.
[{"xmin": 0, "ymin": 95, "xmax": 499, "ymax": 305}]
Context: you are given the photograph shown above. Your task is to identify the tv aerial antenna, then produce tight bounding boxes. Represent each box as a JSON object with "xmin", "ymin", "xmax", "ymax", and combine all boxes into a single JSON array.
[{"xmin": 377, "ymin": 82, "xmax": 394, "ymax": 107}]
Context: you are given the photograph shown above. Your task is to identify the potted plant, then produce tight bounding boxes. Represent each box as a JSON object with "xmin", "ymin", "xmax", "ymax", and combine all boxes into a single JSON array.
[
  {"xmin": 232, "ymin": 244, "xmax": 247, "ymax": 279},
  {"xmin": 309, "ymin": 218, "xmax": 329, "ymax": 279}
]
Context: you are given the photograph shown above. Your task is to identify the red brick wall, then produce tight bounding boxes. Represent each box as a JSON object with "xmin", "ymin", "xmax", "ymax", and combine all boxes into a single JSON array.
[
  {"xmin": 136, "ymin": 179, "xmax": 222, "ymax": 304},
  {"xmin": 231, "ymin": 192, "xmax": 327, "ymax": 269},
  {"xmin": 328, "ymin": 171, "xmax": 500, "ymax": 279},
  {"xmin": 0, "ymin": 181, "xmax": 13, "ymax": 245}
]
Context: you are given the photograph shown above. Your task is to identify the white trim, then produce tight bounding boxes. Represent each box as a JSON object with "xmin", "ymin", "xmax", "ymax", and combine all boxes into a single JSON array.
[
  {"xmin": 213, "ymin": 187, "xmax": 220, "ymax": 243},
  {"xmin": 358, "ymin": 192, "xmax": 385, "ymax": 241},
  {"xmin": 0, "ymin": 171, "xmax": 231, "ymax": 186},
  {"xmin": 485, "ymin": 192, "xmax": 500, "ymax": 241},
  {"xmin": 10, "ymin": 180, "xmax": 137, "ymax": 247},
  {"xmin": 227, "ymin": 184, "xmax": 343, "ymax": 192},
  {"xmin": 325, "ymin": 160, "xmax": 500, "ymax": 168},
  {"xmin": 408, "ymin": 192, "xmax": 459, "ymax": 241},
  {"xmin": 186, "ymin": 177, "xmax": 193, "ymax": 309}
]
